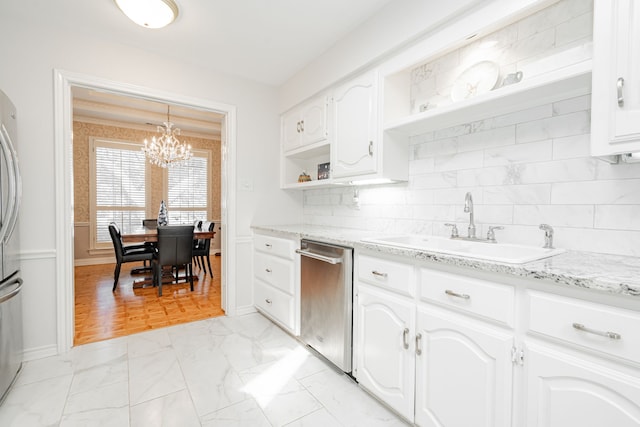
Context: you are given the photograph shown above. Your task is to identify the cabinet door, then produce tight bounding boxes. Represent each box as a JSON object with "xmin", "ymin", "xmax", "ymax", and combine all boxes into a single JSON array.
[
  {"xmin": 332, "ymin": 71, "xmax": 378, "ymax": 178},
  {"xmin": 281, "ymin": 109, "xmax": 301, "ymax": 152},
  {"xmin": 415, "ymin": 307, "xmax": 513, "ymax": 427},
  {"xmin": 592, "ymin": 0, "xmax": 640, "ymax": 154},
  {"xmin": 525, "ymin": 343, "xmax": 640, "ymax": 427},
  {"xmin": 355, "ymin": 286, "xmax": 415, "ymax": 423},
  {"xmin": 299, "ymin": 96, "xmax": 328, "ymax": 146}
]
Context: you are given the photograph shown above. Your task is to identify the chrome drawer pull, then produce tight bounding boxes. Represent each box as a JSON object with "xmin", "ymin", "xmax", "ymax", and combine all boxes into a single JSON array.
[
  {"xmin": 572, "ymin": 323, "xmax": 621, "ymax": 340},
  {"xmin": 265, "ymin": 268, "xmax": 272, "ymax": 273},
  {"xmin": 402, "ymin": 328, "xmax": 410, "ymax": 350},
  {"xmin": 265, "ymin": 298, "xmax": 272, "ymax": 304},
  {"xmin": 415, "ymin": 333, "xmax": 422, "ymax": 356},
  {"xmin": 372, "ymin": 270, "xmax": 388, "ymax": 278},
  {"xmin": 265, "ymin": 243, "xmax": 272, "ymax": 248},
  {"xmin": 617, "ymin": 77, "xmax": 625, "ymax": 107},
  {"xmin": 445, "ymin": 289, "xmax": 470, "ymax": 299}
]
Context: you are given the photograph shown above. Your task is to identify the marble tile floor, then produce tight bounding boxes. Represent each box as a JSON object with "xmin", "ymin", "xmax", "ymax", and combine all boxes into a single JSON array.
[{"xmin": 0, "ymin": 313, "xmax": 408, "ymax": 427}]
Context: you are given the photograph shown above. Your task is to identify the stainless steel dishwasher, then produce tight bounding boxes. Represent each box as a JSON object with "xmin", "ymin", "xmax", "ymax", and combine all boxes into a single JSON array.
[{"xmin": 296, "ymin": 239, "xmax": 353, "ymax": 373}]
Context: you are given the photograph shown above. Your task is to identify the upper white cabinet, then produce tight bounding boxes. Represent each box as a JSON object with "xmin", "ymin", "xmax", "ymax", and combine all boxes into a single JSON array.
[
  {"xmin": 591, "ymin": 0, "xmax": 640, "ymax": 156},
  {"xmin": 331, "ymin": 71, "xmax": 378, "ymax": 179},
  {"xmin": 280, "ymin": 94, "xmax": 332, "ymax": 189},
  {"xmin": 282, "ymin": 95, "xmax": 329, "ymax": 153}
]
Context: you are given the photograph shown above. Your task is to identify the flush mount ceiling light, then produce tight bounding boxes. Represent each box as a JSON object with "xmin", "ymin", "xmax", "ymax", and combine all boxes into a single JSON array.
[{"xmin": 114, "ymin": 0, "xmax": 179, "ymax": 29}]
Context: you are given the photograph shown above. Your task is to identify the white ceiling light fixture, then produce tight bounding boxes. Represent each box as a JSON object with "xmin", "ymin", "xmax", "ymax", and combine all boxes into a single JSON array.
[
  {"xmin": 142, "ymin": 105, "xmax": 192, "ymax": 168},
  {"xmin": 114, "ymin": 0, "xmax": 179, "ymax": 29}
]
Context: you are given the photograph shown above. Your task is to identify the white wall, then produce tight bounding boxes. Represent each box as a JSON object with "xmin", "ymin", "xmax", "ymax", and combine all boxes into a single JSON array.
[{"xmin": 0, "ymin": 3, "xmax": 301, "ymax": 357}]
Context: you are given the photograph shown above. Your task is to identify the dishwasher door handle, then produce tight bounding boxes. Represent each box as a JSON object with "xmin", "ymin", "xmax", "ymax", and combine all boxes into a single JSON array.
[{"xmin": 295, "ymin": 249, "xmax": 343, "ymax": 264}]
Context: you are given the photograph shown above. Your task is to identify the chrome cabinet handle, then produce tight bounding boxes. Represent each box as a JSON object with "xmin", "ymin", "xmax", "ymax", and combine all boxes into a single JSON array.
[
  {"xmin": 402, "ymin": 328, "xmax": 410, "ymax": 349},
  {"xmin": 371, "ymin": 270, "xmax": 388, "ymax": 278},
  {"xmin": 572, "ymin": 323, "xmax": 621, "ymax": 340},
  {"xmin": 368, "ymin": 141, "xmax": 374, "ymax": 156},
  {"xmin": 265, "ymin": 268, "xmax": 272, "ymax": 273},
  {"xmin": 300, "ymin": 120, "xmax": 304, "ymax": 132},
  {"xmin": 265, "ymin": 298, "xmax": 272, "ymax": 304},
  {"xmin": 445, "ymin": 289, "xmax": 470, "ymax": 299},
  {"xmin": 264, "ymin": 243, "xmax": 272, "ymax": 248},
  {"xmin": 617, "ymin": 77, "xmax": 625, "ymax": 107},
  {"xmin": 415, "ymin": 333, "xmax": 422, "ymax": 356}
]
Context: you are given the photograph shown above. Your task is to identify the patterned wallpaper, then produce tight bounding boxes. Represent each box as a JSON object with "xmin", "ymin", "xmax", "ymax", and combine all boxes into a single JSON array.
[{"xmin": 73, "ymin": 121, "xmax": 221, "ymax": 223}]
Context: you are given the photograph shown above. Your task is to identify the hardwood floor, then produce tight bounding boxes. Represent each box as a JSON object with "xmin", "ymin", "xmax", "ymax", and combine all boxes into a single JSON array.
[{"xmin": 73, "ymin": 256, "xmax": 224, "ymax": 346}]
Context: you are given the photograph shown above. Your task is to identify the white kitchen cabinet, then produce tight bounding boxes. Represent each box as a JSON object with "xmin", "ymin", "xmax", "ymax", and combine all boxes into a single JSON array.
[
  {"xmin": 331, "ymin": 71, "xmax": 378, "ymax": 179},
  {"xmin": 591, "ymin": 0, "xmax": 640, "ymax": 156},
  {"xmin": 415, "ymin": 306, "xmax": 514, "ymax": 427},
  {"xmin": 252, "ymin": 233, "xmax": 300, "ymax": 334},
  {"xmin": 282, "ymin": 94, "xmax": 329, "ymax": 153},
  {"xmin": 525, "ymin": 343, "xmax": 640, "ymax": 426},
  {"xmin": 355, "ymin": 285, "xmax": 416, "ymax": 422}
]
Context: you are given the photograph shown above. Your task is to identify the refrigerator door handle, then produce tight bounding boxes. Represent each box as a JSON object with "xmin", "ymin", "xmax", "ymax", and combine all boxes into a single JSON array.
[
  {"xmin": 0, "ymin": 124, "xmax": 21, "ymax": 244},
  {"xmin": 0, "ymin": 277, "xmax": 22, "ymax": 304}
]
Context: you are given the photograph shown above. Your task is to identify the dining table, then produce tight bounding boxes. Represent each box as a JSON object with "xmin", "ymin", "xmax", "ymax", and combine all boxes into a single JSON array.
[
  {"xmin": 121, "ymin": 225, "xmax": 216, "ymax": 243},
  {"xmin": 121, "ymin": 225, "xmax": 216, "ymax": 288}
]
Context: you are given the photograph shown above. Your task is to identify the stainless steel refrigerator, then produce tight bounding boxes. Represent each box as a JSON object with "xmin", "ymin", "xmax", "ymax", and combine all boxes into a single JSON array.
[{"xmin": 0, "ymin": 89, "xmax": 23, "ymax": 404}]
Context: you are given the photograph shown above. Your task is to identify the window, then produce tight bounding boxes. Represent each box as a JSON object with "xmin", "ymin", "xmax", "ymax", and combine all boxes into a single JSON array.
[
  {"xmin": 166, "ymin": 150, "xmax": 209, "ymax": 224},
  {"xmin": 90, "ymin": 139, "xmax": 147, "ymax": 248}
]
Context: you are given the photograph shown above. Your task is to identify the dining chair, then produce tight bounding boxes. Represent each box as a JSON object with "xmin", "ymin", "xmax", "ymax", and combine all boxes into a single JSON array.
[
  {"xmin": 193, "ymin": 221, "xmax": 216, "ymax": 276},
  {"xmin": 108, "ymin": 222, "xmax": 156, "ymax": 292},
  {"xmin": 153, "ymin": 225, "xmax": 195, "ymax": 296}
]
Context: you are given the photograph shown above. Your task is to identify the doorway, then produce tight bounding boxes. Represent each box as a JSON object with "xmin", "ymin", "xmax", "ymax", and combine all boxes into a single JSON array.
[{"xmin": 54, "ymin": 70, "xmax": 238, "ymax": 353}]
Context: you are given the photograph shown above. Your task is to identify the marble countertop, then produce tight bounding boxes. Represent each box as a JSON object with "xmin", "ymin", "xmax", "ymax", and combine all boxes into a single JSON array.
[{"xmin": 252, "ymin": 224, "xmax": 640, "ymax": 298}]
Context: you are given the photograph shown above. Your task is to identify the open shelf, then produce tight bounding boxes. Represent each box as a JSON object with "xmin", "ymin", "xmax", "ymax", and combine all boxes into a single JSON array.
[
  {"xmin": 383, "ymin": 60, "xmax": 592, "ymax": 137},
  {"xmin": 281, "ymin": 140, "xmax": 332, "ymax": 189}
]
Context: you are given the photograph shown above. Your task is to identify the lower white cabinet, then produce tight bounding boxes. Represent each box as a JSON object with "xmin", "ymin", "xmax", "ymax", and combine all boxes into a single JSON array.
[
  {"xmin": 354, "ymin": 254, "xmax": 515, "ymax": 426},
  {"xmin": 525, "ymin": 342, "xmax": 640, "ymax": 426},
  {"xmin": 252, "ymin": 233, "xmax": 300, "ymax": 335},
  {"xmin": 415, "ymin": 307, "xmax": 513, "ymax": 427},
  {"xmin": 354, "ymin": 251, "xmax": 640, "ymax": 427},
  {"xmin": 355, "ymin": 285, "xmax": 416, "ymax": 421}
]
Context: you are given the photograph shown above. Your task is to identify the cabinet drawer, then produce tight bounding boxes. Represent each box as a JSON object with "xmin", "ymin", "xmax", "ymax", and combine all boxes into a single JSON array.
[
  {"xmin": 253, "ymin": 252, "xmax": 294, "ymax": 294},
  {"xmin": 420, "ymin": 269, "xmax": 515, "ymax": 326},
  {"xmin": 358, "ymin": 254, "xmax": 413, "ymax": 295},
  {"xmin": 527, "ymin": 291, "xmax": 640, "ymax": 363},
  {"xmin": 254, "ymin": 235, "xmax": 295, "ymax": 260},
  {"xmin": 254, "ymin": 280, "xmax": 294, "ymax": 331}
]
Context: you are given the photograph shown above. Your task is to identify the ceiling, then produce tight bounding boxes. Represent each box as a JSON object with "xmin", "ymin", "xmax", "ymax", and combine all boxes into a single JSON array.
[
  {"xmin": 72, "ymin": 87, "xmax": 224, "ymax": 139},
  {"xmin": 63, "ymin": 0, "xmax": 397, "ymax": 139},
  {"xmin": 31, "ymin": 0, "xmax": 397, "ymax": 87}
]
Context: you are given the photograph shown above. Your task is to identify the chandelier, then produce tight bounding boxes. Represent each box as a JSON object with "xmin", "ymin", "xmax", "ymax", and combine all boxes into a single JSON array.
[{"xmin": 142, "ymin": 105, "xmax": 192, "ymax": 168}]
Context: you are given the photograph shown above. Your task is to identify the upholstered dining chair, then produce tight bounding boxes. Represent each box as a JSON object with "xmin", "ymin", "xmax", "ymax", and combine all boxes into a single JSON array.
[
  {"xmin": 193, "ymin": 221, "xmax": 215, "ymax": 276},
  {"xmin": 108, "ymin": 222, "xmax": 156, "ymax": 292},
  {"xmin": 153, "ymin": 225, "xmax": 195, "ymax": 296}
]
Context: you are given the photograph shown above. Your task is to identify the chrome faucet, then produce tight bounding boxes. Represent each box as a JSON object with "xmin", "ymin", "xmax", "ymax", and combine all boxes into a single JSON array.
[
  {"xmin": 464, "ymin": 192, "xmax": 476, "ymax": 238},
  {"xmin": 539, "ymin": 224, "xmax": 554, "ymax": 249}
]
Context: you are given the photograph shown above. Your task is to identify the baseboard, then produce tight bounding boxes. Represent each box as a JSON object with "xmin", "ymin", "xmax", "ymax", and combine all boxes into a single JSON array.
[
  {"xmin": 74, "ymin": 257, "xmax": 115, "ymax": 267},
  {"xmin": 23, "ymin": 344, "xmax": 58, "ymax": 362},
  {"xmin": 233, "ymin": 305, "xmax": 257, "ymax": 316}
]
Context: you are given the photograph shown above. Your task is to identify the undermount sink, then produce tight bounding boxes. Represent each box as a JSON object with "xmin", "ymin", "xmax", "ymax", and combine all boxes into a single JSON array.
[{"xmin": 361, "ymin": 235, "xmax": 565, "ymax": 264}]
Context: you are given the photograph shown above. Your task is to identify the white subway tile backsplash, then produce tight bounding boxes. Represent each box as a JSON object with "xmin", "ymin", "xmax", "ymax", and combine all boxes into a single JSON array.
[
  {"xmin": 513, "ymin": 204, "xmax": 594, "ymax": 228},
  {"xmin": 552, "ymin": 134, "xmax": 590, "ymax": 159},
  {"xmin": 551, "ymin": 179, "xmax": 640, "ymax": 205},
  {"xmin": 483, "ymin": 184, "xmax": 551, "ymax": 205},
  {"xmin": 410, "ymin": 171, "xmax": 457, "ymax": 189},
  {"xmin": 594, "ymin": 205, "xmax": 640, "ymax": 231},
  {"xmin": 516, "ymin": 111, "xmax": 590, "ymax": 144},
  {"xmin": 457, "ymin": 126, "xmax": 516, "ymax": 152},
  {"xmin": 556, "ymin": 12, "xmax": 594, "ymax": 47},
  {"xmin": 555, "ymin": 227, "xmax": 640, "ymax": 257},
  {"xmin": 484, "ymin": 140, "xmax": 553, "ymax": 166},
  {"xmin": 457, "ymin": 166, "xmax": 514, "ymax": 187},
  {"xmin": 434, "ymin": 150, "xmax": 484, "ymax": 172},
  {"xmin": 519, "ymin": 158, "xmax": 597, "ymax": 184},
  {"xmin": 552, "ymin": 95, "xmax": 591, "ymax": 116}
]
